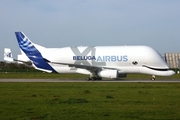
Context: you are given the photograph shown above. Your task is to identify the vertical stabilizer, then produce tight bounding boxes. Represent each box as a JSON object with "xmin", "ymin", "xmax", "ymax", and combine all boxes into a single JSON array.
[{"xmin": 15, "ymin": 32, "xmax": 56, "ymax": 73}]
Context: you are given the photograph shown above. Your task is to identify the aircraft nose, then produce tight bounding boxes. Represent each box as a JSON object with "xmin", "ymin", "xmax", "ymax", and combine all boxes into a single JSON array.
[{"xmin": 167, "ymin": 70, "xmax": 175, "ymax": 76}]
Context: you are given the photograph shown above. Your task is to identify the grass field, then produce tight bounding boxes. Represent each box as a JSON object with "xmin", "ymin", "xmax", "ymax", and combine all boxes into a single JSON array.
[
  {"xmin": 0, "ymin": 73, "xmax": 180, "ymax": 119},
  {"xmin": 0, "ymin": 82, "xmax": 180, "ymax": 120}
]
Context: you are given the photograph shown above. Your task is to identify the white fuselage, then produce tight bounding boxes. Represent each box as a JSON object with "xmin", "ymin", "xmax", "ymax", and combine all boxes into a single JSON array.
[{"xmin": 40, "ymin": 45, "xmax": 174, "ymax": 76}]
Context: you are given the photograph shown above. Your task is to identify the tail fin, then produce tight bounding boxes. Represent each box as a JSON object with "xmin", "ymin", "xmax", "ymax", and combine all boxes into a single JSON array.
[
  {"xmin": 4, "ymin": 48, "xmax": 14, "ymax": 62},
  {"xmin": 15, "ymin": 32, "xmax": 43, "ymax": 56},
  {"xmin": 15, "ymin": 32, "xmax": 56, "ymax": 73}
]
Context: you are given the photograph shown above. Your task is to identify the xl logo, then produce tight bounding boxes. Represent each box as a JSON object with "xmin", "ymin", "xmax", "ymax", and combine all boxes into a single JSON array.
[{"xmin": 70, "ymin": 46, "xmax": 106, "ymax": 66}]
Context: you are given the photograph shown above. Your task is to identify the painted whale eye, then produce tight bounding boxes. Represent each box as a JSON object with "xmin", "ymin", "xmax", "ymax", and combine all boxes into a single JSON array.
[{"xmin": 132, "ymin": 61, "xmax": 138, "ymax": 65}]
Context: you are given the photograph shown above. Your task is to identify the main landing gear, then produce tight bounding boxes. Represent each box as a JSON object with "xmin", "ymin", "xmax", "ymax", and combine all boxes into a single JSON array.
[{"xmin": 86, "ymin": 77, "xmax": 102, "ymax": 81}]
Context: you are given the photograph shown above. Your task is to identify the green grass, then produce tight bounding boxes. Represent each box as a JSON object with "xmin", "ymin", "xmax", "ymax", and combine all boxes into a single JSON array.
[{"xmin": 0, "ymin": 83, "xmax": 180, "ymax": 120}]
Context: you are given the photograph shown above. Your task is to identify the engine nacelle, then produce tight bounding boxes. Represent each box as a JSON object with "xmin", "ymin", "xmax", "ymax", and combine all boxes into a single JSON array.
[{"xmin": 98, "ymin": 70, "xmax": 118, "ymax": 79}]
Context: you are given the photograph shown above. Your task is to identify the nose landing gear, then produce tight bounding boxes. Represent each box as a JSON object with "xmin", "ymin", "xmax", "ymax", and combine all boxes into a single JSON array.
[{"xmin": 151, "ymin": 75, "xmax": 155, "ymax": 81}]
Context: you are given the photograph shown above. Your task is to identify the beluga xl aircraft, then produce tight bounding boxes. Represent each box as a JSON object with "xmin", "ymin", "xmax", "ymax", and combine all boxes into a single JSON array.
[{"xmin": 14, "ymin": 32, "xmax": 175, "ymax": 80}]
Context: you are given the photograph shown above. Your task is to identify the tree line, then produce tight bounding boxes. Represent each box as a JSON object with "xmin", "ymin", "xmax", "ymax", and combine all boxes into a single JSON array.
[{"xmin": 0, "ymin": 61, "xmax": 39, "ymax": 72}]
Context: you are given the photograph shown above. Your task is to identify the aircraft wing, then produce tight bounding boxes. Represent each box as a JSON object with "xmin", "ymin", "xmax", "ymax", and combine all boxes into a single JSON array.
[{"xmin": 43, "ymin": 58, "xmax": 117, "ymax": 71}]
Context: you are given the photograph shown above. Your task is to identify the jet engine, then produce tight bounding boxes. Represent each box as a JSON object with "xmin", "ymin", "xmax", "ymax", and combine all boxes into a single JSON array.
[{"xmin": 98, "ymin": 70, "xmax": 118, "ymax": 79}]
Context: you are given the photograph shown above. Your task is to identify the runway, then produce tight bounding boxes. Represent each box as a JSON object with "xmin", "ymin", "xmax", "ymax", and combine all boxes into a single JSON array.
[{"xmin": 0, "ymin": 79, "xmax": 180, "ymax": 82}]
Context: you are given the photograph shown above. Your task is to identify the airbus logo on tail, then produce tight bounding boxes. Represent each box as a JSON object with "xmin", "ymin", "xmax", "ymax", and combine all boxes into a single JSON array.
[{"xmin": 5, "ymin": 52, "xmax": 12, "ymax": 58}]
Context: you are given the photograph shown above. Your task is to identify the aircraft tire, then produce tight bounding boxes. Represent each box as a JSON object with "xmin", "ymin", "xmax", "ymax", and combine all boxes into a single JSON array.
[
  {"xmin": 86, "ymin": 77, "xmax": 91, "ymax": 81},
  {"xmin": 97, "ymin": 77, "xmax": 102, "ymax": 80},
  {"xmin": 91, "ymin": 77, "xmax": 97, "ymax": 81}
]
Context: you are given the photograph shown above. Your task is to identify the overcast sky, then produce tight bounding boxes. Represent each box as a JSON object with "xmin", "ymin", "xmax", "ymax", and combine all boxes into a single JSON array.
[{"xmin": 1, "ymin": 0, "xmax": 180, "ymax": 61}]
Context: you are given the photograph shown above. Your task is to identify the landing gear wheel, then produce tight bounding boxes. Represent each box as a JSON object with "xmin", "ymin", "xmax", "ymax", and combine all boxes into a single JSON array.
[
  {"xmin": 86, "ymin": 76, "xmax": 102, "ymax": 81},
  {"xmin": 86, "ymin": 77, "xmax": 91, "ymax": 81},
  {"xmin": 97, "ymin": 77, "xmax": 102, "ymax": 80},
  {"xmin": 92, "ymin": 77, "xmax": 97, "ymax": 81}
]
